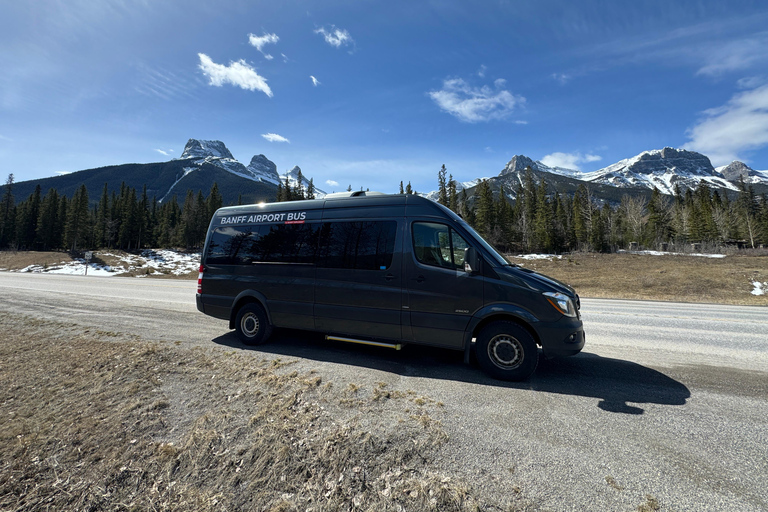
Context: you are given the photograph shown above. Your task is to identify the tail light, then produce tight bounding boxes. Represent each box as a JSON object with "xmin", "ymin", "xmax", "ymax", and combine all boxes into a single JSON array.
[{"xmin": 197, "ymin": 264, "xmax": 204, "ymax": 294}]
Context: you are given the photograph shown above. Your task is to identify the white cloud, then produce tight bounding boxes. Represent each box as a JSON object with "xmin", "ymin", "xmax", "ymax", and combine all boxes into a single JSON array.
[
  {"xmin": 325, "ymin": 179, "xmax": 339, "ymax": 187},
  {"xmin": 541, "ymin": 152, "xmax": 602, "ymax": 171},
  {"xmin": 428, "ymin": 78, "xmax": 525, "ymax": 123},
  {"xmin": 155, "ymin": 148, "xmax": 173, "ymax": 156},
  {"xmin": 262, "ymin": 133, "xmax": 290, "ymax": 143},
  {"xmin": 696, "ymin": 34, "xmax": 768, "ymax": 77},
  {"xmin": 198, "ymin": 53, "xmax": 273, "ymax": 97},
  {"xmin": 310, "ymin": 75, "xmax": 321, "ymax": 87},
  {"xmin": 248, "ymin": 32, "xmax": 279, "ymax": 60},
  {"xmin": 684, "ymin": 84, "xmax": 768, "ymax": 166},
  {"xmin": 737, "ymin": 76, "xmax": 766, "ymax": 89},
  {"xmin": 477, "ymin": 65, "xmax": 487, "ymax": 78},
  {"xmin": 315, "ymin": 26, "xmax": 353, "ymax": 48},
  {"xmin": 552, "ymin": 73, "xmax": 571, "ymax": 85}
]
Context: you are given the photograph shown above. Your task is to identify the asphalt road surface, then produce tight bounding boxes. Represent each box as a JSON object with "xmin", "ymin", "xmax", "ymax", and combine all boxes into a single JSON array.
[{"xmin": 2, "ymin": 272, "xmax": 767, "ymax": 511}]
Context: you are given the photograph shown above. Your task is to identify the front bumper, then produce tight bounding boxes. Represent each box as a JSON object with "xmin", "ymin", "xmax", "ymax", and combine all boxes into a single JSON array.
[{"xmin": 535, "ymin": 315, "xmax": 585, "ymax": 358}]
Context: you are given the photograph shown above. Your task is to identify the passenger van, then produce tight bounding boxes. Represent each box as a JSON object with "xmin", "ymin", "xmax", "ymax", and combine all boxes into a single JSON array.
[{"xmin": 196, "ymin": 192, "xmax": 584, "ymax": 381}]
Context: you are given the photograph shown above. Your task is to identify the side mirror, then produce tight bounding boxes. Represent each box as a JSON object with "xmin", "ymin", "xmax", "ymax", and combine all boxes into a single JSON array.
[{"xmin": 464, "ymin": 247, "xmax": 480, "ymax": 274}]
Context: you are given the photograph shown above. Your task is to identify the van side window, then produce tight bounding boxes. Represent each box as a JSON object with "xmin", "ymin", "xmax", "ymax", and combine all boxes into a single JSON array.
[
  {"xmin": 205, "ymin": 223, "xmax": 318, "ymax": 265},
  {"xmin": 412, "ymin": 222, "xmax": 469, "ymax": 270},
  {"xmin": 318, "ymin": 221, "xmax": 397, "ymax": 270}
]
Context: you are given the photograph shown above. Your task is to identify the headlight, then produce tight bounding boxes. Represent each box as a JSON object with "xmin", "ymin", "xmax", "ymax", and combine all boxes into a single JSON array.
[{"xmin": 543, "ymin": 292, "xmax": 577, "ymax": 317}]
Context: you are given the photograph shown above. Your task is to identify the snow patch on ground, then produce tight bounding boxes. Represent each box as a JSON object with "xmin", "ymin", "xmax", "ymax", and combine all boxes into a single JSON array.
[
  {"xmin": 513, "ymin": 254, "xmax": 563, "ymax": 260},
  {"xmin": 751, "ymin": 281, "xmax": 767, "ymax": 296},
  {"xmin": 617, "ymin": 250, "xmax": 727, "ymax": 259},
  {"xmin": 17, "ymin": 250, "xmax": 200, "ymax": 277}
]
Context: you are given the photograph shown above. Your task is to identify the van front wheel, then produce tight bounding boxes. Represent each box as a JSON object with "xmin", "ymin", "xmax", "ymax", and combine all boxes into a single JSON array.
[
  {"xmin": 476, "ymin": 321, "xmax": 538, "ymax": 381},
  {"xmin": 235, "ymin": 303, "xmax": 272, "ymax": 345}
]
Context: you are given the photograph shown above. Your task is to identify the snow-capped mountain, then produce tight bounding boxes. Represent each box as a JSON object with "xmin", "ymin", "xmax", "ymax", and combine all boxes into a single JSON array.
[
  {"xmin": 493, "ymin": 148, "xmax": 768, "ymax": 197},
  {"xmin": 581, "ymin": 148, "xmax": 738, "ymax": 194},
  {"xmin": 716, "ymin": 161, "xmax": 768, "ymax": 185},
  {"xmin": 176, "ymin": 139, "xmax": 326, "ymax": 198},
  {"xmin": 247, "ymin": 155, "xmax": 281, "ymax": 186},
  {"xmin": 180, "ymin": 139, "xmax": 235, "ymax": 160},
  {"xmin": 424, "ymin": 147, "xmax": 768, "ymax": 205}
]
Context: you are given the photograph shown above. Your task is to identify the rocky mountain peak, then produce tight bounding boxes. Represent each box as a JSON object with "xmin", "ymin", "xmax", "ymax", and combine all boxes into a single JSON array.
[
  {"xmin": 502, "ymin": 155, "xmax": 538, "ymax": 175},
  {"xmin": 718, "ymin": 161, "xmax": 755, "ymax": 181},
  {"xmin": 629, "ymin": 147, "xmax": 715, "ymax": 176},
  {"xmin": 247, "ymin": 155, "xmax": 280, "ymax": 184},
  {"xmin": 180, "ymin": 139, "xmax": 235, "ymax": 160}
]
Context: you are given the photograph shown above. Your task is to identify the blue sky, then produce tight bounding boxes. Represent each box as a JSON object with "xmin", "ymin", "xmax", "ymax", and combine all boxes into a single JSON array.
[{"xmin": 2, "ymin": 0, "xmax": 768, "ymax": 194}]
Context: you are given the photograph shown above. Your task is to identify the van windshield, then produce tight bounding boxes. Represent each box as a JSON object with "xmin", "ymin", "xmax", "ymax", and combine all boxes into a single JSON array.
[{"xmin": 454, "ymin": 217, "xmax": 513, "ymax": 267}]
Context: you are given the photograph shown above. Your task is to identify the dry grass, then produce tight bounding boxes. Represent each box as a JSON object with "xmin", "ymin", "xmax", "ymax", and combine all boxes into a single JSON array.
[
  {"xmin": 0, "ymin": 250, "xmax": 74, "ymax": 271},
  {"xmin": 0, "ymin": 313, "xmax": 502, "ymax": 512},
  {"xmin": 508, "ymin": 252, "xmax": 768, "ymax": 306}
]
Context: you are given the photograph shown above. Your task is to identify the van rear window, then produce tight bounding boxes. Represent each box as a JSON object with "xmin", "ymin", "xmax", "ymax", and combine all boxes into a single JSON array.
[{"xmin": 205, "ymin": 220, "xmax": 397, "ymax": 270}]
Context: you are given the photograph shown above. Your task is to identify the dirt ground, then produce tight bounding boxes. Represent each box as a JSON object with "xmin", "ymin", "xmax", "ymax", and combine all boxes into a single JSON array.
[
  {"xmin": 507, "ymin": 251, "xmax": 768, "ymax": 306},
  {"xmin": 0, "ymin": 313, "xmax": 511, "ymax": 512}
]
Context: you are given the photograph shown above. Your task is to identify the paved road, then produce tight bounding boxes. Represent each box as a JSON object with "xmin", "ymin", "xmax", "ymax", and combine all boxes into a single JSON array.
[{"xmin": 2, "ymin": 272, "xmax": 767, "ymax": 511}]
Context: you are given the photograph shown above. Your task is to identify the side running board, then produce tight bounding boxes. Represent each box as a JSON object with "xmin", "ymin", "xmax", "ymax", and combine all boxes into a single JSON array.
[{"xmin": 325, "ymin": 335, "xmax": 402, "ymax": 350}]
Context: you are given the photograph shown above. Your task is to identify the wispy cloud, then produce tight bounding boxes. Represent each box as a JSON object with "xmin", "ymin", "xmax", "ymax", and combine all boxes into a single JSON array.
[
  {"xmin": 198, "ymin": 53, "xmax": 272, "ymax": 97},
  {"xmin": 551, "ymin": 73, "xmax": 571, "ymax": 85},
  {"xmin": 477, "ymin": 65, "xmax": 487, "ymax": 78},
  {"xmin": 684, "ymin": 84, "xmax": 768, "ymax": 166},
  {"xmin": 262, "ymin": 133, "xmax": 290, "ymax": 143},
  {"xmin": 310, "ymin": 75, "xmax": 321, "ymax": 87},
  {"xmin": 541, "ymin": 152, "xmax": 602, "ymax": 171},
  {"xmin": 315, "ymin": 26, "xmax": 353, "ymax": 49},
  {"xmin": 428, "ymin": 78, "xmax": 525, "ymax": 123},
  {"xmin": 248, "ymin": 32, "xmax": 279, "ymax": 60},
  {"xmin": 155, "ymin": 148, "xmax": 174, "ymax": 156},
  {"xmin": 695, "ymin": 33, "xmax": 768, "ymax": 76},
  {"xmin": 325, "ymin": 179, "xmax": 339, "ymax": 187}
]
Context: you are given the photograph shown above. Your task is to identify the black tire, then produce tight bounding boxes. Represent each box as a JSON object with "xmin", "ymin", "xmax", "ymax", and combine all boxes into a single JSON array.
[
  {"xmin": 475, "ymin": 321, "xmax": 538, "ymax": 381},
  {"xmin": 234, "ymin": 303, "xmax": 273, "ymax": 345}
]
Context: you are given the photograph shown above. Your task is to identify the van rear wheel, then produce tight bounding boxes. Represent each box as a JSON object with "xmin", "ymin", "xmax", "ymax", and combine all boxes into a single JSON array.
[
  {"xmin": 235, "ymin": 303, "xmax": 272, "ymax": 345},
  {"xmin": 476, "ymin": 321, "xmax": 538, "ymax": 381}
]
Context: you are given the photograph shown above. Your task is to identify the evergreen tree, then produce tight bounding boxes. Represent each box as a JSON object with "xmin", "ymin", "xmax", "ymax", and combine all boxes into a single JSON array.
[
  {"xmin": 0, "ymin": 174, "xmax": 16, "ymax": 248},
  {"xmin": 532, "ymin": 180, "xmax": 552, "ymax": 252},
  {"xmin": 16, "ymin": 185, "xmax": 42, "ymax": 249},
  {"xmin": 207, "ymin": 183, "xmax": 223, "ymax": 219},
  {"xmin": 276, "ymin": 182, "xmax": 284, "ymax": 202},
  {"xmin": 572, "ymin": 185, "xmax": 591, "ymax": 249},
  {"xmin": 94, "ymin": 183, "xmax": 110, "ymax": 248},
  {"xmin": 306, "ymin": 178, "xmax": 316, "ymax": 200},
  {"xmin": 645, "ymin": 188, "xmax": 672, "ymax": 247},
  {"xmin": 405, "ymin": 182, "xmax": 413, "ymax": 195},
  {"xmin": 36, "ymin": 189, "xmax": 60, "ymax": 250},
  {"xmin": 448, "ymin": 174, "xmax": 458, "ymax": 212},
  {"xmin": 399, "ymin": 181, "xmax": 404, "ymax": 194},
  {"xmin": 437, "ymin": 164, "xmax": 448, "ymax": 206},
  {"xmin": 474, "ymin": 180, "xmax": 495, "ymax": 238},
  {"xmin": 294, "ymin": 169, "xmax": 305, "ymax": 200},
  {"xmin": 65, "ymin": 185, "xmax": 90, "ymax": 251}
]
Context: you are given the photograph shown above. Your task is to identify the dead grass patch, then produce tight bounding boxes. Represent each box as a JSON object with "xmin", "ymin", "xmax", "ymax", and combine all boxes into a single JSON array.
[
  {"xmin": 509, "ymin": 253, "xmax": 768, "ymax": 306},
  {"xmin": 0, "ymin": 313, "xmax": 501, "ymax": 512},
  {"xmin": 0, "ymin": 250, "xmax": 73, "ymax": 270}
]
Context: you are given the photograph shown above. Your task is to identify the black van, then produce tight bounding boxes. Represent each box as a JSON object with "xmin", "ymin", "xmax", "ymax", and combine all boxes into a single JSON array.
[{"xmin": 196, "ymin": 192, "xmax": 584, "ymax": 381}]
